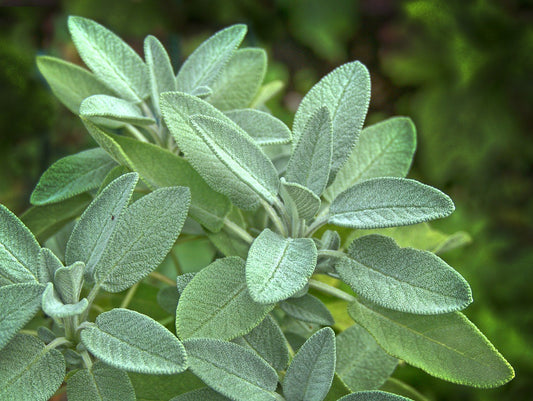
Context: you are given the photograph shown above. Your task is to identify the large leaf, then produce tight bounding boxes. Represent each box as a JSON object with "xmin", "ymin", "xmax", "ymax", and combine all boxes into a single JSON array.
[
  {"xmin": 177, "ymin": 257, "xmax": 273, "ymax": 340},
  {"xmin": 176, "ymin": 24, "xmax": 247, "ymax": 94},
  {"xmin": 280, "ymin": 179, "xmax": 321, "ymax": 221},
  {"xmin": 225, "ymin": 108, "xmax": 292, "ymax": 146},
  {"xmin": 325, "ymin": 117, "xmax": 416, "ymax": 202},
  {"xmin": 81, "ymin": 308, "xmax": 187, "ymax": 374},
  {"xmin": 183, "ymin": 338, "xmax": 278, "ymax": 401},
  {"xmin": 0, "ymin": 334, "xmax": 65, "ymax": 401},
  {"xmin": 128, "ymin": 371, "xmax": 204, "ymax": 401},
  {"xmin": 80, "ymin": 95, "xmax": 155, "ymax": 126},
  {"xmin": 144, "ymin": 35, "xmax": 176, "ymax": 112},
  {"xmin": 338, "ymin": 391, "xmax": 412, "ymax": 401},
  {"xmin": 292, "ymin": 61, "xmax": 371, "ymax": 182},
  {"xmin": 280, "ymin": 294, "xmax": 334, "ymax": 326},
  {"xmin": 329, "ymin": 178, "xmax": 455, "ymax": 229},
  {"xmin": 348, "ymin": 301, "xmax": 515, "ymax": 388},
  {"xmin": 30, "ymin": 148, "xmax": 116, "ymax": 206},
  {"xmin": 246, "ymin": 228, "xmax": 317, "ymax": 304},
  {"xmin": 283, "ymin": 327, "xmax": 336, "ymax": 401},
  {"xmin": 68, "ymin": 16, "xmax": 148, "ymax": 102}
]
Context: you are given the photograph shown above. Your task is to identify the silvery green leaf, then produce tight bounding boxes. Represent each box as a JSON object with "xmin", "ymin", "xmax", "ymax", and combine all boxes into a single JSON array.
[
  {"xmin": 83, "ymin": 119, "xmax": 133, "ymax": 166},
  {"xmin": 348, "ymin": 301, "xmax": 515, "ymax": 388},
  {"xmin": 320, "ymin": 230, "xmax": 341, "ymax": 251},
  {"xmin": 0, "ymin": 204, "xmax": 40, "ymax": 285},
  {"xmin": 207, "ymin": 48, "xmax": 267, "ymax": 110},
  {"xmin": 329, "ymin": 178, "xmax": 455, "ymax": 229},
  {"xmin": 54, "ymin": 261, "xmax": 85, "ymax": 304},
  {"xmin": 42, "ymin": 283, "xmax": 88, "ymax": 318},
  {"xmin": 336, "ymin": 324, "xmax": 398, "ymax": 391},
  {"xmin": 379, "ymin": 378, "xmax": 428, "ymax": 401},
  {"xmin": 157, "ymin": 286, "xmax": 180, "ymax": 314},
  {"xmin": 246, "ymin": 229, "xmax": 317, "ymax": 304},
  {"xmin": 176, "ymin": 272, "xmax": 196, "ymax": 295},
  {"xmin": 280, "ymin": 178, "xmax": 321, "ymax": 220},
  {"xmin": 264, "ymin": 143, "xmax": 293, "ymax": 175},
  {"xmin": 65, "ymin": 173, "xmax": 138, "ymax": 275},
  {"xmin": 37, "ymin": 326, "xmax": 56, "ymax": 344},
  {"xmin": 68, "ymin": 16, "xmax": 149, "ymax": 102},
  {"xmin": 225, "ymin": 109, "xmax": 292, "ymax": 146},
  {"xmin": 0, "ymin": 283, "xmax": 45, "ymax": 349},
  {"xmin": 81, "ymin": 308, "xmax": 187, "ymax": 374},
  {"xmin": 38, "ymin": 247, "xmax": 63, "ymax": 284},
  {"xmin": 30, "ymin": 148, "xmax": 116, "ymax": 206},
  {"xmin": 128, "ymin": 371, "xmax": 205, "ymax": 401},
  {"xmin": 286, "ymin": 106, "xmax": 332, "ymax": 196},
  {"xmin": 171, "ymin": 388, "xmax": 231, "ymax": 401},
  {"xmin": 184, "ymin": 338, "xmax": 278, "ymax": 401},
  {"xmin": 293, "ymin": 61, "xmax": 370, "ymax": 183},
  {"xmin": 208, "ymin": 230, "xmax": 250, "ymax": 258},
  {"xmin": 177, "ymin": 257, "xmax": 273, "ymax": 340},
  {"xmin": 325, "ymin": 117, "xmax": 417, "ymax": 203},
  {"xmin": 98, "ymin": 166, "xmax": 132, "ymax": 195},
  {"xmin": 94, "ymin": 186, "xmax": 190, "ymax": 292},
  {"xmin": 36, "ymin": 56, "xmax": 116, "ymax": 114},
  {"xmin": 338, "ymin": 391, "xmax": 412, "ymax": 401},
  {"xmin": 67, "ymin": 361, "xmax": 136, "ymax": 401},
  {"xmin": 176, "ymin": 24, "xmax": 247, "ymax": 94},
  {"xmin": 80, "ymin": 95, "xmax": 155, "ymax": 126},
  {"xmin": 283, "ymin": 327, "xmax": 336, "ymax": 401},
  {"xmin": 336, "ymin": 235, "xmax": 472, "ymax": 314},
  {"xmin": 251, "ymin": 80, "xmax": 284, "ymax": 109},
  {"xmin": 191, "ymin": 85, "xmax": 213, "ymax": 97},
  {"xmin": 280, "ymin": 294, "xmax": 334, "ymax": 326},
  {"xmin": 144, "ymin": 35, "xmax": 176, "ymax": 113},
  {"xmin": 0, "ymin": 334, "xmax": 65, "ymax": 401}
]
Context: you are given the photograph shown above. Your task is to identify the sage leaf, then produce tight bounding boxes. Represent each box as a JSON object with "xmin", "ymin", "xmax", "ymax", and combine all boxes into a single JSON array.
[
  {"xmin": 94, "ymin": 186, "xmax": 190, "ymax": 292},
  {"xmin": 380, "ymin": 378, "xmax": 429, "ymax": 401},
  {"xmin": 0, "ymin": 334, "xmax": 65, "ymax": 401},
  {"xmin": 42, "ymin": 283, "xmax": 88, "ymax": 318},
  {"xmin": 329, "ymin": 178, "xmax": 455, "ymax": 229},
  {"xmin": 128, "ymin": 371, "xmax": 204, "ymax": 401},
  {"xmin": 325, "ymin": 117, "xmax": 416, "ymax": 202},
  {"xmin": 280, "ymin": 178, "xmax": 321, "ymax": 220},
  {"xmin": 183, "ymin": 338, "xmax": 278, "ymax": 401},
  {"xmin": 81, "ymin": 308, "xmax": 187, "ymax": 374},
  {"xmin": 68, "ymin": 16, "xmax": 149, "ymax": 102},
  {"xmin": 171, "ymin": 388, "xmax": 231, "ymax": 401},
  {"xmin": 30, "ymin": 148, "xmax": 116, "ymax": 206},
  {"xmin": 336, "ymin": 324, "xmax": 398, "ymax": 391},
  {"xmin": 338, "ymin": 391, "xmax": 412, "ymax": 401},
  {"xmin": 177, "ymin": 257, "xmax": 273, "ymax": 340},
  {"xmin": 144, "ymin": 35, "xmax": 176, "ymax": 113},
  {"xmin": 225, "ymin": 108, "xmax": 292, "ymax": 145},
  {"xmin": 38, "ymin": 247, "xmax": 63, "ymax": 284},
  {"xmin": 191, "ymin": 85, "xmax": 213, "ymax": 97},
  {"xmin": 54, "ymin": 261, "xmax": 85, "ymax": 304},
  {"xmin": 293, "ymin": 61, "xmax": 370, "ymax": 182},
  {"xmin": 0, "ymin": 283, "xmax": 45, "ymax": 349},
  {"xmin": 286, "ymin": 106, "xmax": 333, "ymax": 196},
  {"xmin": 348, "ymin": 301, "xmax": 515, "ymax": 388},
  {"xmin": 283, "ymin": 327, "xmax": 336, "ymax": 401},
  {"xmin": 208, "ymin": 230, "xmax": 250, "ymax": 258},
  {"xmin": 67, "ymin": 361, "xmax": 136, "ymax": 401},
  {"xmin": 280, "ymin": 294, "xmax": 334, "ymax": 326},
  {"xmin": 80, "ymin": 95, "xmax": 155, "ymax": 126},
  {"xmin": 176, "ymin": 24, "xmax": 247, "ymax": 94},
  {"xmin": 336, "ymin": 235, "xmax": 472, "ymax": 314},
  {"xmin": 83, "ymin": 119, "xmax": 134, "ymax": 166},
  {"xmin": 246, "ymin": 228, "xmax": 317, "ymax": 304},
  {"xmin": 251, "ymin": 80, "xmax": 284, "ymax": 109}
]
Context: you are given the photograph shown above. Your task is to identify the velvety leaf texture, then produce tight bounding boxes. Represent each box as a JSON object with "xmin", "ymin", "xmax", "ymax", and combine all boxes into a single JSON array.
[
  {"xmin": 280, "ymin": 178, "xmax": 321, "ymax": 221},
  {"xmin": 128, "ymin": 371, "xmax": 204, "ymax": 401},
  {"xmin": 225, "ymin": 108, "xmax": 292, "ymax": 146},
  {"xmin": 251, "ymin": 80, "xmax": 284, "ymax": 109},
  {"xmin": 54, "ymin": 261, "xmax": 85, "ymax": 304},
  {"xmin": 81, "ymin": 308, "xmax": 188, "ymax": 374},
  {"xmin": 280, "ymin": 294, "xmax": 335, "ymax": 326},
  {"xmin": 42, "ymin": 283, "xmax": 88, "ymax": 318},
  {"xmin": 38, "ymin": 247, "xmax": 63, "ymax": 284},
  {"xmin": 329, "ymin": 178, "xmax": 455, "ymax": 229},
  {"xmin": 83, "ymin": 119, "xmax": 133, "ymax": 167},
  {"xmin": 338, "ymin": 391, "xmax": 412, "ymax": 401},
  {"xmin": 80, "ymin": 95, "xmax": 155, "ymax": 126},
  {"xmin": 144, "ymin": 35, "xmax": 176, "ymax": 112}
]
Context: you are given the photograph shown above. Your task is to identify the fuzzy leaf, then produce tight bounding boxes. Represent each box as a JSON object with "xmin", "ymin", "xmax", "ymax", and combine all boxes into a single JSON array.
[
  {"xmin": 208, "ymin": 231, "xmax": 249, "ymax": 258},
  {"xmin": 81, "ymin": 308, "xmax": 187, "ymax": 374},
  {"xmin": 251, "ymin": 80, "xmax": 284, "ymax": 109},
  {"xmin": 38, "ymin": 247, "xmax": 63, "ymax": 284},
  {"xmin": 225, "ymin": 108, "xmax": 292, "ymax": 146},
  {"xmin": 54, "ymin": 261, "xmax": 85, "ymax": 304},
  {"xmin": 348, "ymin": 301, "xmax": 515, "ymax": 388},
  {"xmin": 171, "ymin": 388, "xmax": 231, "ymax": 401},
  {"xmin": 128, "ymin": 371, "xmax": 204, "ymax": 401},
  {"xmin": 280, "ymin": 178, "xmax": 321, "ymax": 220},
  {"xmin": 144, "ymin": 35, "xmax": 176, "ymax": 112},
  {"xmin": 280, "ymin": 294, "xmax": 334, "ymax": 326},
  {"xmin": 177, "ymin": 257, "xmax": 273, "ymax": 340},
  {"xmin": 80, "ymin": 95, "xmax": 155, "ymax": 126},
  {"xmin": 338, "ymin": 391, "xmax": 412, "ymax": 401},
  {"xmin": 329, "ymin": 178, "xmax": 455, "ymax": 229},
  {"xmin": 42, "ymin": 283, "xmax": 88, "ymax": 318},
  {"xmin": 83, "ymin": 119, "xmax": 133, "ymax": 166}
]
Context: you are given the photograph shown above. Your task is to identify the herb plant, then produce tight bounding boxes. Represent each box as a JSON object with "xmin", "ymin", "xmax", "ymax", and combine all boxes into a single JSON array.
[{"xmin": 0, "ymin": 16, "xmax": 514, "ymax": 401}]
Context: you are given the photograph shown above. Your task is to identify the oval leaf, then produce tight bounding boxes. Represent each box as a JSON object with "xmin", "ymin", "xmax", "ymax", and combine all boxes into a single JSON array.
[
  {"xmin": 144, "ymin": 35, "xmax": 176, "ymax": 112},
  {"xmin": 80, "ymin": 95, "xmax": 155, "ymax": 126},
  {"xmin": 338, "ymin": 390, "xmax": 413, "ymax": 401},
  {"xmin": 225, "ymin": 108, "xmax": 292, "ymax": 146},
  {"xmin": 42, "ymin": 283, "xmax": 88, "ymax": 318},
  {"xmin": 280, "ymin": 294, "xmax": 334, "ymax": 326},
  {"xmin": 280, "ymin": 178, "xmax": 321, "ymax": 221}
]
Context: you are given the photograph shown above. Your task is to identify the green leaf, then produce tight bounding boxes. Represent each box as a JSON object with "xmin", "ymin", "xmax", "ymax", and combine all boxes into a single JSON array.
[
  {"xmin": 176, "ymin": 24, "xmax": 247, "ymax": 94},
  {"xmin": 325, "ymin": 117, "xmax": 417, "ymax": 203},
  {"xmin": 54, "ymin": 261, "xmax": 85, "ymax": 304},
  {"xmin": 280, "ymin": 294, "xmax": 334, "ymax": 326},
  {"xmin": 0, "ymin": 334, "xmax": 65, "ymax": 401},
  {"xmin": 246, "ymin": 228, "xmax": 317, "ymax": 304},
  {"xmin": 286, "ymin": 106, "xmax": 333, "ymax": 196},
  {"xmin": 208, "ymin": 230, "xmax": 249, "ymax": 258},
  {"xmin": 128, "ymin": 371, "xmax": 204, "ymax": 401},
  {"xmin": 323, "ymin": 373, "xmax": 350, "ymax": 401},
  {"xmin": 67, "ymin": 361, "xmax": 136, "ymax": 401},
  {"xmin": 31, "ymin": 148, "xmax": 115, "ymax": 206},
  {"xmin": 183, "ymin": 338, "xmax": 278, "ymax": 401},
  {"xmin": 207, "ymin": 48, "xmax": 267, "ymax": 110},
  {"xmin": 94, "ymin": 186, "xmax": 190, "ymax": 292},
  {"xmin": 68, "ymin": 16, "xmax": 148, "ymax": 102},
  {"xmin": 157, "ymin": 286, "xmax": 180, "ymax": 315},
  {"xmin": 283, "ymin": 327, "xmax": 336, "ymax": 401},
  {"xmin": 251, "ymin": 80, "xmax": 284, "ymax": 109},
  {"xmin": 293, "ymin": 61, "xmax": 370, "ymax": 182},
  {"xmin": 80, "ymin": 95, "xmax": 155, "ymax": 126},
  {"xmin": 0, "ymin": 204, "xmax": 40, "ymax": 285},
  {"xmin": 225, "ymin": 108, "xmax": 292, "ymax": 146},
  {"xmin": 380, "ymin": 378, "xmax": 429, "ymax": 401},
  {"xmin": 144, "ymin": 35, "xmax": 176, "ymax": 113},
  {"xmin": 0, "ymin": 283, "xmax": 45, "ymax": 349},
  {"xmin": 36, "ymin": 56, "xmax": 116, "ymax": 114},
  {"xmin": 337, "ymin": 391, "xmax": 412, "ymax": 401},
  {"xmin": 177, "ymin": 257, "xmax": 273, "ymax": 340},
  {"xmin": 233, "ymin": 314, "xmax": 290, "ymax": 371},
  {"xmin": 81, "ymin": 308, "xmax": 188, "ymax": 374},
  {"xmin": 42, "ymin": 283, "xmax": 88, "ymax": 318},
  {"xmin": 329, "ymin": 178, "xmax": 455, "ymax": 229},
  {"xmin": 348, "ymin": 301, "xmax": 515, "ymax": 388},
  {"xmin": 170, "ymin": 388, "xmax": 231, "ymax": 401},
  {"xmin": 280, "ymin": 178, "xmax": 321, "ymax": 220},
  {"xmin": 336, "ymin": 235, "xmax": 472, "ymax": 314},
  {"xmin": 336, "ymin": 324, "xmax": 398, "ymax": 391},
  {"xmin": 83, "ymin": 119, "xmax": 133, "ymax": 166},
  {"xmin": 37, "ymin": 247, "xmax": 63, "ymax": 284}
]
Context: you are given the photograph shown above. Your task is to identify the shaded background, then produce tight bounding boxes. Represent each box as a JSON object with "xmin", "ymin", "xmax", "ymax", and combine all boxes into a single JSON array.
[{"xmin": 0, "ymin": 0, "xmax": 531, "ymax": 399}]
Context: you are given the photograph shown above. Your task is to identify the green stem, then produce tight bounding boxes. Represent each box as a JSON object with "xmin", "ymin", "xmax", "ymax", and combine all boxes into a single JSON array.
[
  {"xmin": 170, "ymin": 249, "xmax": 183, "ymax": 275},
  {"xmin": 149, "ymin": 271, "xmax": 176, "ymax": 286},
  {"xmin": 223, "ymin": 218, "xmax": 254, "ymax": 244},
  {"xmin": 305, "ymin": 214, "xmax": 329, "ymax": 237},
  {"xmin": 80, "ymin": 349, "xmax": 93, "ymax": 369},
  {"xmin": 19, "ymin": 329, "xmax": 38, "ymax": 336},
  {"xmin": 308, "ymin": 279, "xmax": 356, "ymax": 302},
  {"xmin": 261, "ymin": 199, "xmax": 288, "ymax": 237},
  {"xmin": 120, "ymin": 282, "xmax": 139, "ymax": 309},
  {"xmin": 125, "ymin": 124, "xmax": 149, "ymax": 143},
  {"xmin": 45, "ymin": 337, "xmax": 72, "ymax": 351},
  {"xmin": 318, "ymin": 249, "xmax": 347, "ymax": 259}
]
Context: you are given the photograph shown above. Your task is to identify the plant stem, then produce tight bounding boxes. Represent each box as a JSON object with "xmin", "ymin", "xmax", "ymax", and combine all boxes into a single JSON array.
[
  {"xmin": 318, "ymin": 249, "xmax": 347, "ymax": 259},
  {"xmin": 149, "ymin": 271, "xmax": 175, "ymax": 286},
  {"xmin": 120, "ymin": 282, "xmax": 139, "ymax": 309},
  {"xmin": 308, "ymin": 279, "xmax": 356, "ymax": 302},
  {"xmin": 223, "ymin": 218, "xmax": 254, "ymax": 244},
  {"xmin": 45, "ymin": 337, "xmax": 72, "ymax": 351},
  {"xmin": 19, "ymin": 329, "xmax": 38, "ymax": 336},
  {"xmin": 261, "ymin": 199, "xmax": 288, "ymax": 237},
  {"xmin": 80, "ymin": 349, "xmax": 93, "ymax": 369},
  {"xmin": 125, "ymin": 124, "xmax": 149, "ymax": 143},
  {"xmin": 305, "ymin": 214, "xmax": 329, "ymax": 237},
  {"xmin": 170, "ymin": 249, "xmax": 183, "ymax": 275}
]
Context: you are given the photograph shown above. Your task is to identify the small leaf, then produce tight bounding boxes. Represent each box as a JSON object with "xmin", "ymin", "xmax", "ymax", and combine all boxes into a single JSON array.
[
  {"xmin": 144, "ymin": 35, "xmax": 176, "ymax": 113},
  {"xmin": 337, "ymin": 391, "xmax": 413, "ymax": 401},
  {"xmin": 280, "ymin": 178, "xmax": 321, "ymax": 220},
  {"xmin": 348, "ymin": 300, "xmax": 515, "ymax": 388},
  {"xmin": 81, "ymin": 308, "xmax": 187, "ymax": 374},
  {"xmin": 171, "ymin": 388, "xmax": 231, "ymax": 400},
  {"xmin": 42, "ymin": 283, "xmax": 88, "ymax": 318},
  {"xmin": 54, "ymin": 261, "xmax": 85, "ymax": 304},
  {"xmin": 177, "ymin": 257, "xmax": 273, "ymax": 340},
  {"xmin": 246, "ymin": 228, "xmax": 317, "ymax": 304},
  {"xmin": 83, "ymin": 119, "xmax": 133, "ymax": 166},
  {"xmin": 280, "ymin": 294, "xmax": 334, "ymax": 326},
  {"xmin": 251, "ymin": 80, "xmax": 284, "ymax": 109},
  {"xmin": 329, "ymin": 178, "xmax": 455, "ymax": 229},
  {"xmin": 283, "ymin": 327, "xmax": 336, "ymax": 401},
  {"xmin": 80, "ymin": 95, "xmax": 155, "ymax": 126},
  {"xmin": 225, "ymin": 108, "xmax": 292, "ymax": 146},
  {"xmin": 184, "ymin": 338, "xmax": 278, "ymax": 401},
  {"xmin": 38, "ymin": 247, "xmax": 63, "ymax": 284}
]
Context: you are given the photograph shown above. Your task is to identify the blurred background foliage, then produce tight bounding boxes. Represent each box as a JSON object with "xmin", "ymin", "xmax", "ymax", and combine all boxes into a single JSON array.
[{"xmin": 0, "ymin": 0, "xmax": 531, "ymax": 399}]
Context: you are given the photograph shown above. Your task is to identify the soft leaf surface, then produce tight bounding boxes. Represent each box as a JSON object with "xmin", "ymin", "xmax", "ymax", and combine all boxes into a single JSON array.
[
  {"xmin": 280, "ymin": 294, "xmax": 334, "ymax": 326},
  {"xmin": 144, "ymin": 35, "xmax": 176, "ymax": 112},
  {"xmin": 280, "ymin": 178, "xmax": 321, "ymax": 220},
  {"xmin": 225, "ymin": 108, "xmax": 292, "ymax": 145},
  {"xmin": 128, "ymin": 371, "xmax": 204, "ymax": 401},
  {"xmin": 80, "ymin": 95, "xmax": 155, "ymax": 125},
  {"xmin": 54, "ymin": 261, "xmax": 85, "ymax": 304},
  {"xmin": 42, "ymin": 283, "xmax": 88, "ymax": 318},
  {"xmin": 38, "ymin": 247, "xmax": 63, "ymax": 284},
  {"xmin": 338, "ymin": 391, "xmax": 412, "ymax": 401}
]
